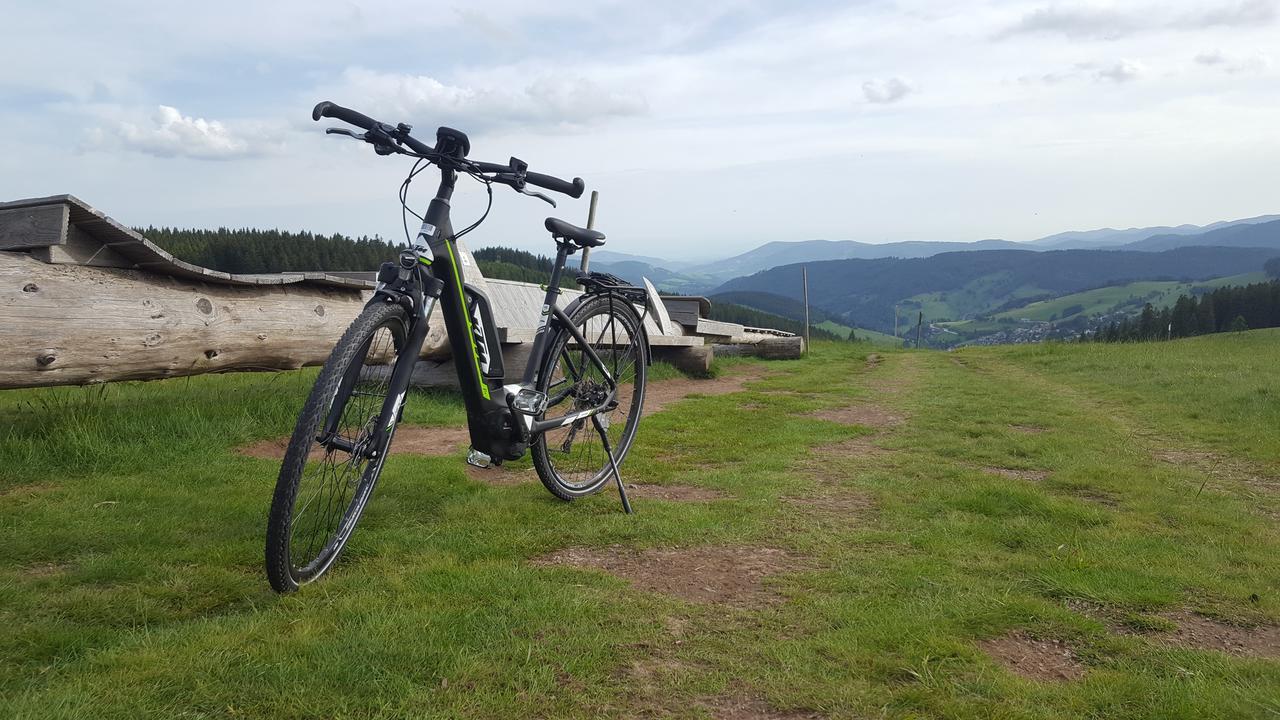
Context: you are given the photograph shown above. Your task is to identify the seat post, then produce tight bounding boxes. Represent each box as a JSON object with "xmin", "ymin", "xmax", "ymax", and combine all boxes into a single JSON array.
[
  {"xmin": 546, "ymin": 242, "xmax": 572, "ymax": 294},
  {"xmin": 520, "ymin": 241, "xmax": 574, "ymax": 387}
]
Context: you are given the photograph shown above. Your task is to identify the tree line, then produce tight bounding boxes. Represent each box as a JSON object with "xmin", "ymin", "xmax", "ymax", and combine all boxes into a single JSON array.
[
  {"xmin": 1092, "ymin": 278, "xmax": 1280, "ymax": 342},
  {"xmin": 141, "ymin": 226, "xmax": 402, "ymax": 274},
  {"xmin": 707, "ymin": 302, "xmax": 851, "ymax": 343},
  {"xmin": 472, "ymin": 247, "xmax": 578, "ymax": 288}
]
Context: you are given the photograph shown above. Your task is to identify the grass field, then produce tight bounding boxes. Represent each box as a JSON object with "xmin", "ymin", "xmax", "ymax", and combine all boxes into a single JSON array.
[
  {"xmin": 901, "ymin": 273, "xmax": 1052, "ymax": 323},
  {"xmin": 816, "ymin": 320, "xmax": 901, "ymax": 346},
  {"xmin": 2, "ymin": 332, "xmax": 1278, "ymax": 718},
  {"xmin": 990, "ymin": 272, "xmax": 1267, "ymax": 324}
]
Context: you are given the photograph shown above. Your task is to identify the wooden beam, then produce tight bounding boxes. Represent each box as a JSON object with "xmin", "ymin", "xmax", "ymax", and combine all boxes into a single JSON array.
[{"xmin": 0, "ymin": 204, "xmax": 69, "ymax": 250}]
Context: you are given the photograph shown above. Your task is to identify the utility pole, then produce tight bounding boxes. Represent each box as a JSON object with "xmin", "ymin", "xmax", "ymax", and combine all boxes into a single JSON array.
[
  {"xmin": 580, "ymin": 190, "xmax": 599, "ymax": 274},
  {"xmin": 801, "ymin": 265, "xmax": 810, "ymax": 355},
  {"xmin": 893, "ymin": 304, "xmax": 899, "ymax": 338},
  {"xmin": 916, "ymin": 311, "xmax": 924, "ymax": 349}
]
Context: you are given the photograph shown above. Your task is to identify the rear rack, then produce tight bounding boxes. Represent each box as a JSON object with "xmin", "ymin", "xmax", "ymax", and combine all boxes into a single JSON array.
[{"xmin": 575, "ymin": 271, "xmax": 648, "ymax": 304}]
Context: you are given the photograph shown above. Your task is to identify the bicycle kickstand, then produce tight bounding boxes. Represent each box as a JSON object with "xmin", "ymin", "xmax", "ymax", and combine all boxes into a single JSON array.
[{"xmin": 591, "ymin": 415, "xmax": 633, "ymax": 514}]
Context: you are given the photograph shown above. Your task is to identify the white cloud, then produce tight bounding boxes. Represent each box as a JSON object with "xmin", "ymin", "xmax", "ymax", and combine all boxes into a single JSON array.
[
  {"xmin": 1017, "ymin": 60, "xmax": 1145, "ymax": 85},
  {"xmin": 317, "ymin": 68, "xmax": 647, "ymax": 133},
  {"xmin": 1194, "ymin": 49, "xmax": 1274, "ymax": 73},
  {"xmin": 4, "ymin": 2, "xmax": 1280, "ymax": 257},
  {"xmin": 862, "ymin": 77, "xmax": 914, "ymax": 104},
  {"xmin": 998, "ymin": 0, "xmax": 1279, "ymax": 40},
  {"xmin": 999, "ymin": 4, "xmax": 1138, "ymax": 40},
  {"xmin": 1094, "ymin": 59, "xmax": 1145, "ymax": 82},
  {"xmin": 1186, "ymin": 0, "xmax": 1278, "ymax": 28},
  {"xmin": 87, "ymin": 106, "xmax": 280, "ymax": 160}
]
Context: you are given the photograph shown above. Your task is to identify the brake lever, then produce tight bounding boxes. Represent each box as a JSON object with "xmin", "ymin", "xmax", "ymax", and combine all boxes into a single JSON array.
[
  {"xmin": 519, "ymin": 187, "xmax": 557, "ymax": 207},
  {"xmin": 325, "ymin": 127, "xmax": 367, "ymax": 141}
]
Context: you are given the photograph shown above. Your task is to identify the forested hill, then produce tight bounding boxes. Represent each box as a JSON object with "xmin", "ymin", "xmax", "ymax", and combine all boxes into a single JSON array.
[
  {"xmin": 142, "ymin": 227, "xmax": 401, "ymax": 274},
  {"xmin": 714, "ymin": 246, "xmax": 1280, "ymax": 332},
  {"xmin": 472, "ymin": 247, "xmax": 576, "ymax": 288}
]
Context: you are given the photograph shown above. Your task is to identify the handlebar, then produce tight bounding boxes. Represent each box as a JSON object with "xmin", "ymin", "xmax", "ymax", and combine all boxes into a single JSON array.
[
  {"xmin": 311, "ymin": 100, "xmax": 585, "ymax": 199},
  {"xmin": 526, "ymin": 172, "xmax": 585, "ymax": 199},
  {"xmin": 311, "ymin": 101, "xmax": 377, "ymax": 131}
]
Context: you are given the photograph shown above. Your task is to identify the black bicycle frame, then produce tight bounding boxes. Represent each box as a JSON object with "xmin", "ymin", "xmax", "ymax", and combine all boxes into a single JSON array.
[{"xmin": 344, "ymin": 166, "xmax": 624, "ymax": 462}]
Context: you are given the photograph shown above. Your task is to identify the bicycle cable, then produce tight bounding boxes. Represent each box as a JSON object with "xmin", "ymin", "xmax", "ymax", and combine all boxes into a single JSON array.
[
  {"xmin": 453, "ymin": 172, "xmax": 493, "ymax": 242},
  {"xmin": 397, "ymin": 154, "xmax": 495, "ymax": 246},
  {"xmin": 399, "ymin": 156, "xmax": 430, "ymax": 246}
]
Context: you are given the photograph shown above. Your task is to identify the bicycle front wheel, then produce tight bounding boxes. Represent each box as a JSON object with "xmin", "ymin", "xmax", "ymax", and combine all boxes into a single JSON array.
[
  {"xmin": 531, "ymin": 293, "xmax": 648, "ymax": 500},
  {"xmin": 265, "ymin": 301, "xmax": 409, "ymax": 593}
]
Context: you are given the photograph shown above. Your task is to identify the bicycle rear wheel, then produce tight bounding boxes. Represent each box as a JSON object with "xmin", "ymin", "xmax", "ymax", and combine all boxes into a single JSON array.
[
  {"xmin": 265, "ymin": 302, "xmax": 409, "ymax": 593},
  {"xmin": 531, "ymin": 293, "xmax": 648, "ymax": 500}
]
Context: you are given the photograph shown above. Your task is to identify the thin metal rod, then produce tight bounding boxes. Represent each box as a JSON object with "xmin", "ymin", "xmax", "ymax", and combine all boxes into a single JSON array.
[
  {"xmin": 802, "ymin": 265, "xmax": 810, "ymax": 355},
  {"xmin": 580, "ymin": 190, "xmax": 599, "ymax": 274},
  {"xmin": 593, "ymin": 414, "xmax": 632, "ymax": 514}
]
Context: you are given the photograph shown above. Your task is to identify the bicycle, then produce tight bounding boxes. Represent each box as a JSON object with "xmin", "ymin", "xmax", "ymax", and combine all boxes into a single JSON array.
[{"xmin": 265, "ymin": 101, "xmax": 652, "ymax": 593}]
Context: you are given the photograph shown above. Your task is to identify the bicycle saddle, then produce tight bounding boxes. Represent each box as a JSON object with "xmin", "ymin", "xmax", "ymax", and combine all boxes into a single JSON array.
[{"xmin": 545, "ymin": 217, "xmax": 605, "ymax": 248}]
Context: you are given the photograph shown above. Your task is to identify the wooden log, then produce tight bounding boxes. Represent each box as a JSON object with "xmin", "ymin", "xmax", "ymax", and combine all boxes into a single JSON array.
[
  {"xmin": 652, "ymin": 344, "xmax": 714, "ymax": 375},
  {"xmin": 712, "ymin": 335, "xmax": 804, "ymax": 360},
  {"xmin": 0, "ymin": 252, "xmax": 449, "ymax": 389}
]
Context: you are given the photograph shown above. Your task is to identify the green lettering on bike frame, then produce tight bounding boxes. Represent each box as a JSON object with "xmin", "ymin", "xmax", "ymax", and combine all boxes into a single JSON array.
[{"xmin": 444, "ymin": 240, "xmax": 490, "ymax": 400}]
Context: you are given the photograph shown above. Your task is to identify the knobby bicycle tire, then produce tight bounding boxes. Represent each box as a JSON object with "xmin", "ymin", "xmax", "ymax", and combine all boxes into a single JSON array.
[
  {"xmin": 531, "ymin": 293, "xmax": 648, "ymax": 500},
  {"xmin": 265, "ymin": 301, "xmax": 409, "ymax": 593}
]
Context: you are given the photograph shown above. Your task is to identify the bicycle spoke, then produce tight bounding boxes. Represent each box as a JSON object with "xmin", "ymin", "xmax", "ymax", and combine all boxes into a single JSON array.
[
  {"xmin": 284, "ymin": 318, "xmax": 401, "ymax": 580},
  {"xmin": 537, "ymin": 300, "xmax": 644, "ymax": 493}
]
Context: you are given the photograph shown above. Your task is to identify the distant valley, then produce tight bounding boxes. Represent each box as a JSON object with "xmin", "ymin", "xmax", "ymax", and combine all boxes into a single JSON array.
[
  {"xmin": 572, "ymin": 214, "xmax": 1280, "ymax": 347},
  {"xmin": 586, "ymin": 214, "xmax": 1280, "ymax": 291}
]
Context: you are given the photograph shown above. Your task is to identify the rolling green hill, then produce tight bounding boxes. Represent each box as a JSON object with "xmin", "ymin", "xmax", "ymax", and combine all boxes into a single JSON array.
[
  {"xmin": 712, "ymin": 291, "xmax": 895, "ymax": 344},
  {"xmin": 714, "ymin": 247, "xmax": 1278, "ymax": 336},
  {"xmin": 936, "ymin": 273, "xmax": 1270, "ymax": 342},
  {"xmin": 991, "ymin": 273, "xmax": 1267, "ymax": 323},
  {"xmin": 815, "ymin": 320, "xmax": 901, "ymax": 345}
]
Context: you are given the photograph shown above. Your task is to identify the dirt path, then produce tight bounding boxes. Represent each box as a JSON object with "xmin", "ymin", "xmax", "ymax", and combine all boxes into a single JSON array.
[
  {"xmin": 238, "ymin": 363, "xmax": 773, "ymax": 463},
  {"xmin": 641, "ymin": 363, "xmax": 771, "ymax": 416}
]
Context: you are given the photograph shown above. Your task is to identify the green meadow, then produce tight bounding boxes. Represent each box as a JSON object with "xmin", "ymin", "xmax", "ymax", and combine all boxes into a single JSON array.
[{"xmin": 2, "ymin": 331, "xmax": 1278, "ymax": 718}]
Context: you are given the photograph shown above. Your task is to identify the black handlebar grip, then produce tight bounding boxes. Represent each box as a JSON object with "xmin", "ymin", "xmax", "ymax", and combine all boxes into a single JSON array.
[
  {"xmin": 311, "ymin": 101, "xmax": 378, "ymax": 131},
  {"xmin": 525, "ymin": 172, "xmax": 586, "ymax": 199}
]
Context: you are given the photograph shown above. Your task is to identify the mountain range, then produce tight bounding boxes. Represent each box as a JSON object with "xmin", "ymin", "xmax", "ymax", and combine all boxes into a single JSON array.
[
  {"xmin": 586, "ymin": 214, "xmax": 1280, "ymax": 290},
  {"xmin": 711, "ymin": 245, "xmax": 1278, "ymax": 335}
]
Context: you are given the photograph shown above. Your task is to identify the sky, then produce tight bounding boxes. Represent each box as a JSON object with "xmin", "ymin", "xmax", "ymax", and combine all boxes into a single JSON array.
[{"xmin": 2, "ymin": 1, "xmax": 1277, "ymax": 260}]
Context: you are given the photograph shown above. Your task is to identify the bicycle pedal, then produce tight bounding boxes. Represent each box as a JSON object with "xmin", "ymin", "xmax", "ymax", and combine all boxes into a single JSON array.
[
  {"xmin": 466, "ymin": 448, "xmax": 492, "ymax": 468},
  {"xmin": 511, "ymin": 388, "xmax": 548, "ymax": 416}
]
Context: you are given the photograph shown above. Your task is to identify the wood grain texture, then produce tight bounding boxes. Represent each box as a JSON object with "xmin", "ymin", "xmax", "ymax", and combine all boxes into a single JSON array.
[
  {"xmin": 0, "ymin": 252, "xmax": 449, "ymax": 388},
  {"xmin": 0, "ymin": 205, "xmax": 68, "ymax": 250}
]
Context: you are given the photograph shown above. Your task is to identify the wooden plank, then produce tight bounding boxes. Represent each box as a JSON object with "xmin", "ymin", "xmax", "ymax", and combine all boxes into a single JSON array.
[
  {"xmin": 1, "ymin": 194, "xmax": 374, "ymax": 290},
  {"xmin": 0, "ymin": 204, "xmax": 68, "ymax": 250},
  {"xmin": 33, "ymin": 225, "xmax": 135, "ymax": 268},
  {"xmin": 694, "ymin": 318, "xmax": 744, "ymax": 339}
]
